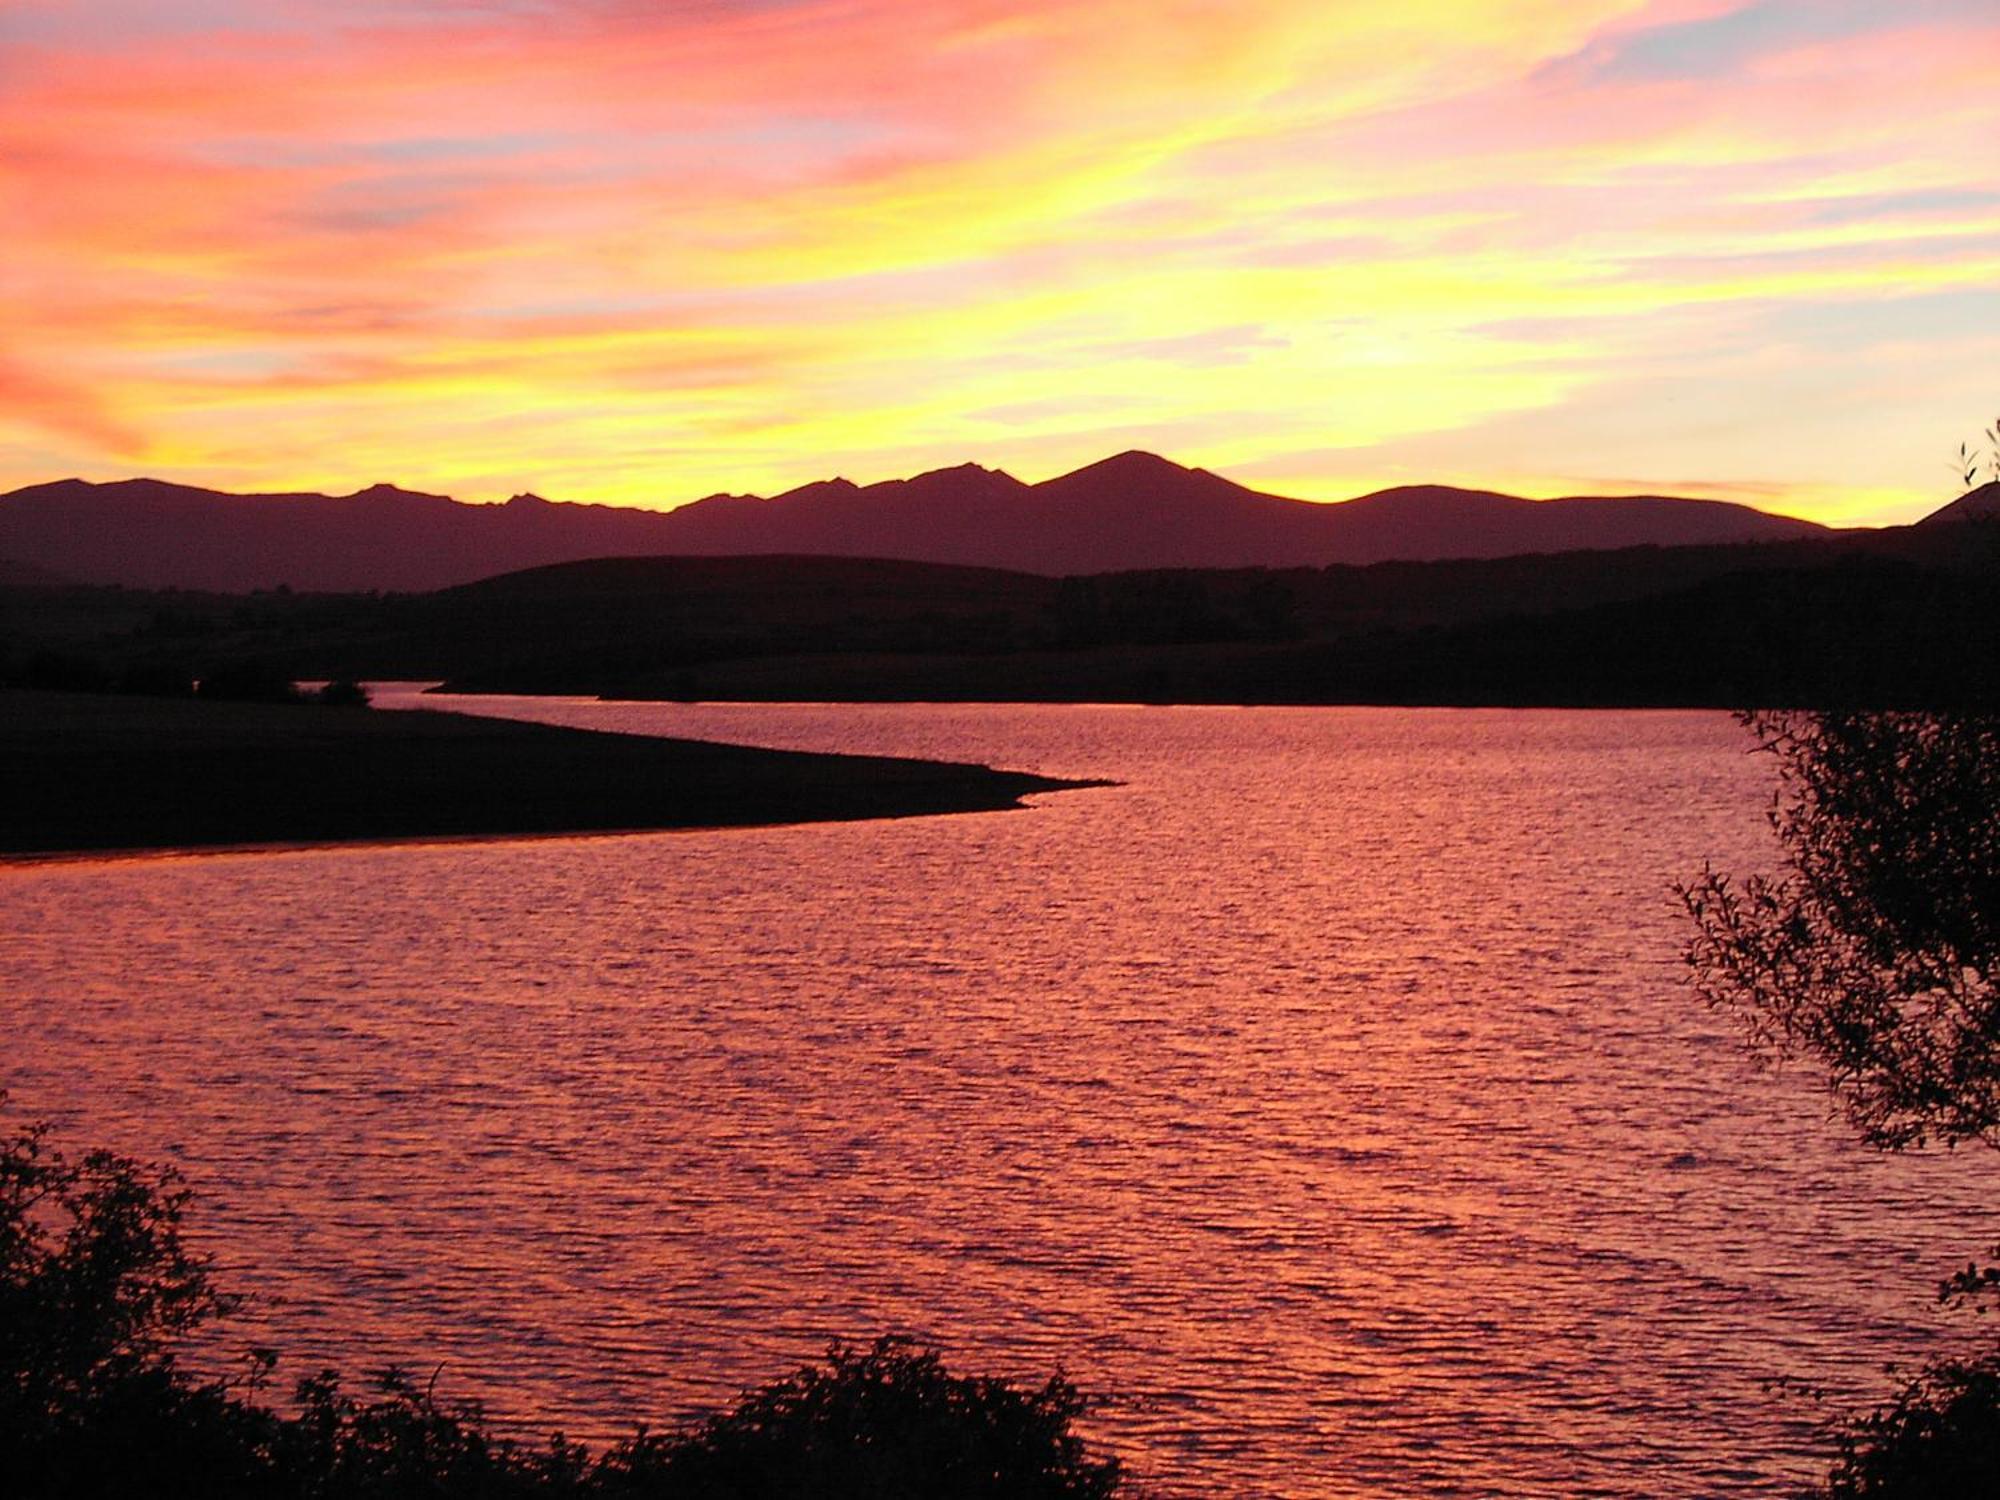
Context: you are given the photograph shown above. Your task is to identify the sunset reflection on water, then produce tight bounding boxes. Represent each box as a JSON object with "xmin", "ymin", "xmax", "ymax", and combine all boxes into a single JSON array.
[{"xmin": 6, "ymin": 703, "xmax": 1994, "ymax": 1498}]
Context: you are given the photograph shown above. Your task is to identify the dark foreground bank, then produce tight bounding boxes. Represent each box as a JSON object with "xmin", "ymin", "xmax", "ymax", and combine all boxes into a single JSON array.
[
  {"xmin": 0, "ymin": 691, "xmax": 1092, "ymax": 856},
  {"xmin": 3, "ymin": 1106, "xmax": 1129, "ymax": 1499}
]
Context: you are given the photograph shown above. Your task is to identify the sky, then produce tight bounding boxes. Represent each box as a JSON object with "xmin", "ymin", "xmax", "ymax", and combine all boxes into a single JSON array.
[{"xmin": 1, "ymin": 1, "xmax": 1996, "ymax": 525}]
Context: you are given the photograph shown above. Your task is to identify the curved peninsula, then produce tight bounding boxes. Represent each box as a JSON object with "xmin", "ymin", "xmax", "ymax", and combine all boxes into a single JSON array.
[{"xmin": 0, "ymin": 691, "xmax": 1093, "ymax": 857}]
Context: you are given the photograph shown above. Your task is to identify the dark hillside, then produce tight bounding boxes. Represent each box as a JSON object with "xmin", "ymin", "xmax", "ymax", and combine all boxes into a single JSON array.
[
  {"xmin": 6, "ymin": 519, "xmax": 1996, "ymax": 708},
  {"xmin": 1916, "ymin": 479, "xmax": 2000, "ymax": 526}
]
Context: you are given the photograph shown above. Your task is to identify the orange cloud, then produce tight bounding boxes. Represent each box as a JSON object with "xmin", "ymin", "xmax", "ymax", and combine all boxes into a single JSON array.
[{"xmin": 1, "ymin": 1, "xmax": 1995, "ymax": 522}]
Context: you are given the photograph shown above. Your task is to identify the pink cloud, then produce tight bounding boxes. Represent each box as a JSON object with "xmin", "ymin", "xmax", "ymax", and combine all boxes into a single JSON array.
[{"xmin": 1, "ymin": 1, "xmax": 1995, "ymax": 520}]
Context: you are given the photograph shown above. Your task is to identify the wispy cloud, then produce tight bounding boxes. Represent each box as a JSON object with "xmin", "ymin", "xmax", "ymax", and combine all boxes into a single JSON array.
[{"xmin": 1, "ymin": 0, "xmax": 1992, "ymax": 522}]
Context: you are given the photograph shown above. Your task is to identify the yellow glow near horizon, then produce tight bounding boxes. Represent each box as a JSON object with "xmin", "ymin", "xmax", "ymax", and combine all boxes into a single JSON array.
[{"xmin": 1, "ymin": 1, "xmax": 1995, "ymax": 527}]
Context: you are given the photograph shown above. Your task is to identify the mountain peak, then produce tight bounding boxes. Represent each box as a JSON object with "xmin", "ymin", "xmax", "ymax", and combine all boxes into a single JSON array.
[
  {"xmin": 1068, "ymin": 450, "xmax": 1191, "ymax": 481},
  {"xmin": 344, "ymin": 482, "xmax": 454, "ymax": 505},
  {"xmin": 906, "ymin": 461, "xmax": 1027, "ymax": 494},
  {"xmin": 772, "ymin": 476, "xmax": 861, "ymax": 501}
]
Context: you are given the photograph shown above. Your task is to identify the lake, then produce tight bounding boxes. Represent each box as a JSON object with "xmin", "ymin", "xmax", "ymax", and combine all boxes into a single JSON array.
[{"xmin": 5, "ymin": 696, "xmax": 1995, "ymax": 1498}]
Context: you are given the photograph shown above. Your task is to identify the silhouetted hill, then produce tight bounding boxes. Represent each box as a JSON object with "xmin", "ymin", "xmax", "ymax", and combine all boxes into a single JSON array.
[
  {"xmin": 1917, "ymin": 479, "xmax": 2000, "ymax": 526},
  {"xmin": 10, "ymin": 518, "xmax": 1999, "ymax": 708},
  {"xmin": 659, "ymin": 462, "xmax": 1046, "ymax": 565},
  {"xmin": 0, "ymin": 455, "xmax": 1834, "ymax": 591},
  {"xmin": 1297, "ymin": 484, "xmax": 1825, "ymax": 560},
  {"xmin": 422, "ymin": 555, "xmax": 1052, "ymax": 690}
]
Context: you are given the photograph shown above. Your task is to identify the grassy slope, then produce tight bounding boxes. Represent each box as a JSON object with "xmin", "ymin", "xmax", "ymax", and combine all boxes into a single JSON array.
[{"xmin": 0, "ymin": 691, "xmax": 1088, "ymax": 856}]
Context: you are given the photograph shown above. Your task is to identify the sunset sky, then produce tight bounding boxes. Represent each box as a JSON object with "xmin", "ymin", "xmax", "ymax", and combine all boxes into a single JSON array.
[{"xmin": 2, "ymin": 1, "xmax": 1995, "ymax": 525}]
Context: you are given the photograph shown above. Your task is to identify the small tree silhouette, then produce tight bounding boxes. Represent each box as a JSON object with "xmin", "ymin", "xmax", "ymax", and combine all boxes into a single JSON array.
[
  {"xmin": 1681, "ymin": 711, "xmax": 2000, "ymax": 1150},
  {"xmin": 1681, "ymin": 713, "xmax": 2000, "ymax": 1496}
]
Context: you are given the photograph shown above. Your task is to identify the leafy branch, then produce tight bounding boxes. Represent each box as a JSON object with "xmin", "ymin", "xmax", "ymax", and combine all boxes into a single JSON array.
[{"xmin": 1958, "ymin": 414, "xmax": 2000, "ymax": 490}]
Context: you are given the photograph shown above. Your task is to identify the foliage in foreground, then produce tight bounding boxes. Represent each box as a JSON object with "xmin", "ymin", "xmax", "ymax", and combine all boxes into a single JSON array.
[
  {"xmin": 1790, "ymin": 1248, "xmax": 2000, "ymax": 1499},
  {"xmin": 1681, "ymin": 710, "xmax": 2000, "ymax": 1151},
  {"xmin": 1, "ymin": 1102, "xmax": 1126, "ymax": 1499},
  {"xmin": 1809, "ymin": 1347, "xmax": 2000, "ymax": 1499},
  {"xmin": 1680, "ymin": 709, "xmax": 2000, "ymax": 1496}
]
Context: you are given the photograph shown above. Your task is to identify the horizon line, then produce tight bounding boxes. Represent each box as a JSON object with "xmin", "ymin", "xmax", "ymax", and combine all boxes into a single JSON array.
[{"xmin": 5, "ymin": 450, "xmax": 1941, "ymax": 529}]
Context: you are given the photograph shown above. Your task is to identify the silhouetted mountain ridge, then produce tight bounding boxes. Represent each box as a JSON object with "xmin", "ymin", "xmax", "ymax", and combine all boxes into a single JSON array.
[
  {"xmin": 1918, "ymin": 479, "xmax": 2000, "ymax": 526},
  {"xmin": 0, "ymin": 454, "xmax": 1847, "ymax": 592}
]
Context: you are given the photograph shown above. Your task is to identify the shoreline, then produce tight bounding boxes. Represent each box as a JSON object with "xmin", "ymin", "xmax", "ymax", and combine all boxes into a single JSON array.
[
  {"xmin": 0, "ymin": 690, "xmax": 1102, "ymax": 859},
  {"xmin": 0, "ymin": 802, "xmax": 1086, "ymax": 869},
  {"xmin": 430, "ymin": 686, "xmax": 1737, "ymax": 714}
]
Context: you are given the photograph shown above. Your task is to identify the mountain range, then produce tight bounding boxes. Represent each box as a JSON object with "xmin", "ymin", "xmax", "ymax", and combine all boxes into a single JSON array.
[{"xmin": 0, "ymin": 451, "xmax": 1850, "ymax": 593}]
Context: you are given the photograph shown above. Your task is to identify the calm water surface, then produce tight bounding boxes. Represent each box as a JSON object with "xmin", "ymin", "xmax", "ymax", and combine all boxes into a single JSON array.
[{"xmin": 6, "ymin": 697, "xmax": 1996, "ymax": 1498}]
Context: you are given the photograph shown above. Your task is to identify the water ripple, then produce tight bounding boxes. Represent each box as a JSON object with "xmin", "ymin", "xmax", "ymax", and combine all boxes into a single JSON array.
[{"xmin": 4, "ymin": 700, "xmax": 1997, "ymax": 1499}]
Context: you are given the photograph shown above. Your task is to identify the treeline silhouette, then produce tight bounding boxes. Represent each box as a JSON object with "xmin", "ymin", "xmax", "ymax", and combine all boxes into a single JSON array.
[
  {"xmin": 1682, "ymin": 710, "xmax": 2000, "ymax": 1495},
  {"xmin": 2, "ymin": 1103, "xmax": 1128, "ymax": 1499},
  {"xmin": 8, "ymin": 646, "xmax": 368, "ymax": 706},
  {"xmin": 6, "ymin": 519, "xmax": 2000, "ymax": 706}
]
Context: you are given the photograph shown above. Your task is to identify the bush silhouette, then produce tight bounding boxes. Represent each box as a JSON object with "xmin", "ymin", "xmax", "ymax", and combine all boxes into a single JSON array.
[
  {"xmin": 596, "ymin": 1339, "xmax": 1122, "ymax": 1499},
  {"xmin": 1, "ymin": 1100, "xmax": 1130, "ymax": 1498},
  {"xmin": 0, "ymin": 1104, "xmax": 261, "ymax": 1496},
  {"xmin": 1816, "ymin": 1349, "xmax": 2000, "ymax": 1499}
]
